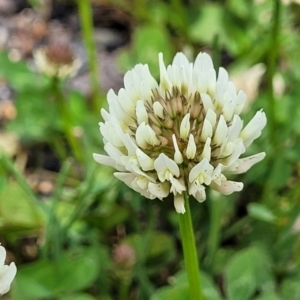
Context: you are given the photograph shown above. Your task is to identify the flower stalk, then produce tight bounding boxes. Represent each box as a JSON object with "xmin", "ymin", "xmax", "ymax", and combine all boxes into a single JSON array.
[
  {"xmin": 267, "ymin": 0, "xmax": 281, "ymax": 147},
  {"xmin": 77, "ymin": 0, "xmax": 101, "ymax": 111},
  {"xmin": 206, "ymin": 193, "xmax": 223, "ymax": 271},
  {"xmin": 51, "ymin": 77, "xmax": 83, "ymax": 162},
  {"xmin": 178, "ymin": 193, "xmax": 204, "ymax": 300}
]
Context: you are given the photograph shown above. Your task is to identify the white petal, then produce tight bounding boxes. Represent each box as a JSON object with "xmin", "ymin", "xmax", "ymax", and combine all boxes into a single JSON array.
[
  {"xmin": 114, "ymin": 172, "xmax": 152, "ymax": 198},
  {"xmin": 159, "ymin": 52, "xmax": 172, "ymax": 92},
  {"xmin": 0, "ymin": 246, "xmax": 17, "ymax": 296},
  {"xmin": 148, "ymin": 182, "xmax": 170, "ymax": 199},
  {"xmin": 173, "ymin": 52, "xmax": 190, "ymax": 93},
  {"xmin": 153, "ymin": 101, "xmax": 164, "ymax": 119},
  {"xmin": 174, "ymin": 193, "xmax": 186, "ymax": 214},
  {"xmin": 194, "ymin": 52, "xmax": 214, "ymax": 73},
  {"xmin": 226, "ymin": 152, "xmax": 266, "ymax": 174},
  {"xmin": 100, "ymin": 121, "xmax": 123, "ymax": 148},
  {"xmin": 93, "ymin": 153, "xmax": 125, "ymax": 171},
  {"xmin": 154, "ymin": 153, "xmax": 180, "ymax": 182},
  {"xmin": 136, "ymin": 122, "xmax": 160, "ymax": 148},
  {"xmin": 170, "ymin": 178, "xmax": 186, "ymax": 194},
  {"xmin": 228, "ymin": 115, "xmax": 243, "ymax": 141},
  {"xmin": 172, "ymin": 134, "xmax": 183, "ymax": 164},
  {"xmin": 240, "ymin": 110, "xmax": 267, "ymax": 148},
  {"xmin": 136, "ymin": 148, "xmax": 154, "ymax": 171},
  {"xmin": 186, "ymin": 134, "xmax": 196, "ymax": 159},
  {"xmin": 117, "ymin": 88, "xmax": 135, "ymax": 116},
  {"xmin": 195, "ymin": 71, "xmax": 208, "ymax": 93},
  {"xmin": 221, "ymin": 139, "xmax": 245, "ymax": 166},
  {"xmin": 213, "ymin": 115, "xmax": 228, "ymax": 146},
  {"xmin": 188, "ymin": 182, "xmax": 206, "ymax": 202},
  {"xmin": 101, "ymin": 108, "xmax": 110, "ymax": 122},
  {"xmin": 207, "ymin": 69, "xmax": 217, "ymax": 96},
  {"xmin": 189, "ymin": 158, "xmax": 213, "ymax": 183},
  {"xmin": 0, "ymin": 246, "xmax": 6, "ymax": 265},
  {"xmin": 223, "ymin": 97, "xmax": 235, "ymax": 122},
  {"xmin": 104, "ymin": 143, "xmax": 125, "ymax": 166},
  {"xmin": 200, "ymin": 137, "xmax": 211, "ymax": 161},
  {"xmin": 180, "ymin": 113, "xmax": 191, "ymax": 140},
  {"xmin": 121, "ymin": 133, "xmax": 137, "ymax": 156},
  {"xmin": 210, "ymin": 180, "xmax": 243, "ymax": 195},
  {"xmin": 234, "ymin": 90, "xmax": 246, "ymax": 114},
  {"xmin": 217, "ymin": 67, "xmax": 229, "ymax": 89},
  {"xmin": 220, "ymin": 141, "xmax": 234, "ymax": 157},
  {"xmin": 136, "ymin": 100, "xmax": 149, "ymax": 124},
  {"xmin": 107, "ymin": 89, "xmax": 134, "ymax": 126},
  {"xmin": 200, "ymin": 119, "xmax": 213, "ymax": 142},
  {"xmin": 205, "ymin": 109, "xmax": 217, "ymax": 128},
  {"xmin": 201, "ymin": 93, "xmax": 214, "ymax": 112},
  {"xmin": 130, "ymin": 164, "xmax": 156, "ymax": 182},
  {"xmin": 0, "ymin": 262, "xmax": 17, "ymax": 295}
]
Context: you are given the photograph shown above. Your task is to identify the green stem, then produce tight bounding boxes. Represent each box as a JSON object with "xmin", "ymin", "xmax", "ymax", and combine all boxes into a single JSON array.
[
  {"xmin": 206, "ymin": 194, "xmax": 223, "ymax": 271},
  {"xmin": 77, "ymin": 0, "xmax": 100, "ymax": 111},
  {"xmin": 51, "ymin": 77, "xmax": 83, "ymax": 162},
  {"xmin": 178, "ymin": 193, "xmax": 204, "ymax": 300},
  {"xmin": 119, "ymin": 278, "xmax": 130, "ymax": 300},
  {"xmin": 267, "ymin": 0, "xmax": 280, "ymax": 147},
  {"xmin": 43, "ymin": 159, "xmax": 73, "ymax": 259}
]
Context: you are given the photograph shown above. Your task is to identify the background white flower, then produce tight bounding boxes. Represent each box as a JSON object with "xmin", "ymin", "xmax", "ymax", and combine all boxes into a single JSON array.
[
  {"xmin": 34, "ymin": 44, "xmax": 81, "ymax": 79},
  {"xmin": 94, "ymin": 52, "xmax": 267, "ymax": 213},
  {"xmin": 0, "ymin": 245, "xmax": 17, "ymax": 296}
]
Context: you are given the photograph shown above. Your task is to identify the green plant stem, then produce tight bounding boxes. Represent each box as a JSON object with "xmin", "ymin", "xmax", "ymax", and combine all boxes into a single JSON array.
[
  {"xmin": 77, "ymin": 0, "xmax": 100, "ymax": 111},
  {"xmin": 206, "ymin": 194, "xmax": 223, "ymax": 271},
  {"xmin": 119, "ymin": 278, "xmax": 130, "ymax": 300},
  {"xmin": 43, "ymin": 159, "xmax": 73, "ymax": 260},
  {"xmin": 267, "ymin": 0, "xmax": 281, "ymax": 147},
  {"xmin": 178, "ymin": 193, "xmax": 204, "ymax": 300},
  {"xmin": 51, "ymin": 77, "xmax": 83, "ymax": 162}
]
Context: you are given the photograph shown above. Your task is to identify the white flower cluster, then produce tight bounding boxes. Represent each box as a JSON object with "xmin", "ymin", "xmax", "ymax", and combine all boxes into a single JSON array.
[
  {"xmin": 34, "ymin": 44, "xmax": 81, "ymax": 79},
  {"xmin": 94, "ymin": 52, "xmax": 266, "ymax": 213},
  {"xmin": 0, "ymin": 245, "xmax": 17, "ymax": 296}
]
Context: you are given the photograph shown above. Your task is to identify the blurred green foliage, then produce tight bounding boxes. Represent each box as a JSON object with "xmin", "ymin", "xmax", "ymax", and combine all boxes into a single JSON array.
[{"xmin": 1, "ymin": 0, "xmax": 300, "ymax": 299}]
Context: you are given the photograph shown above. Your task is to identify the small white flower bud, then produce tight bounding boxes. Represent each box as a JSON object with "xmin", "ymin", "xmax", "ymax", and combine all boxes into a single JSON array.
[
  {"xmin": 153, "ymin": 101, "xmax": 165, "ymax": 119},
  {"xmin": 186, "ymin": 134, "xmax": 196, "ymax": 159},
  {"xmin": 172, "ymin": 134, "xmax": 183, "ymax": 164},
  {"xmin": 200, "ymin": 119, "xmax": 213, "ymax": 142},
  {"xmin": 180, "ymin": 113, "xmax": 191, "ymax": 140},
  {"xmin": 213, "ymin": 115, "xmax": 227, "ymax": 146}
]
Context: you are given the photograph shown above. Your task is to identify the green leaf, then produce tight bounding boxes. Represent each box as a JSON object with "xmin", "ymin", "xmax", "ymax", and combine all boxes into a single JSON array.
[
  {"xmin": 86, "ymin": 203, "xmax": 130, "ymax": 232},
  {"xmin": 224, "ymin": 247, "xmax": 273, "ymax": 300},
  {"xmin": 125, "ymin": 231, "xmax": 176, "ymax": 268},
  {"xmin": 280, "ymin": 275, "xmax": 300, "ymax": 300},
  {"xmin": 255, "ymin": 292, "xmax": 282, "ymax": 300},
  {"xmin": 59, "ymin": 293, "xmax": 96, "ymax": 300},
  {"xmin": 11, "ymin": 247, "xmax": 102, "ymax": 300},
  {"xmin": 0, "ymin": 52, "xmax": 48, "ymax": 90},
  {"xmin": 0, "ymin": 182, "xmax": 44, "ymax": 232},
  {"xmin": 151, "ymin": 271, "xmax": 222, "ymax": 300},
  {"xmin": 150, "ymin": 284, "xmax": 189, "ymax": 300},
  {"xmin": 7, "ymin": 88, "xmax": 60, "ymax": 141},
  {"xmin": 247, "ymin": 203, "xmax": 276, "ymax": 223}
]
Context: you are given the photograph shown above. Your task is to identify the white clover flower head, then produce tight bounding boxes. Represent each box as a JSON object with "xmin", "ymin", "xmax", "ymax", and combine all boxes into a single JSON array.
[
  {"xmin": 94, "ymin": 52, "xmax": 267, "ymax": 213},
  {"xmin": 34, "ymin": 44, "xmax": 81, "ymax": 79},
  {"xmin": 0, "ymin": 245, "xmax": 17, "ymax": 296}
]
